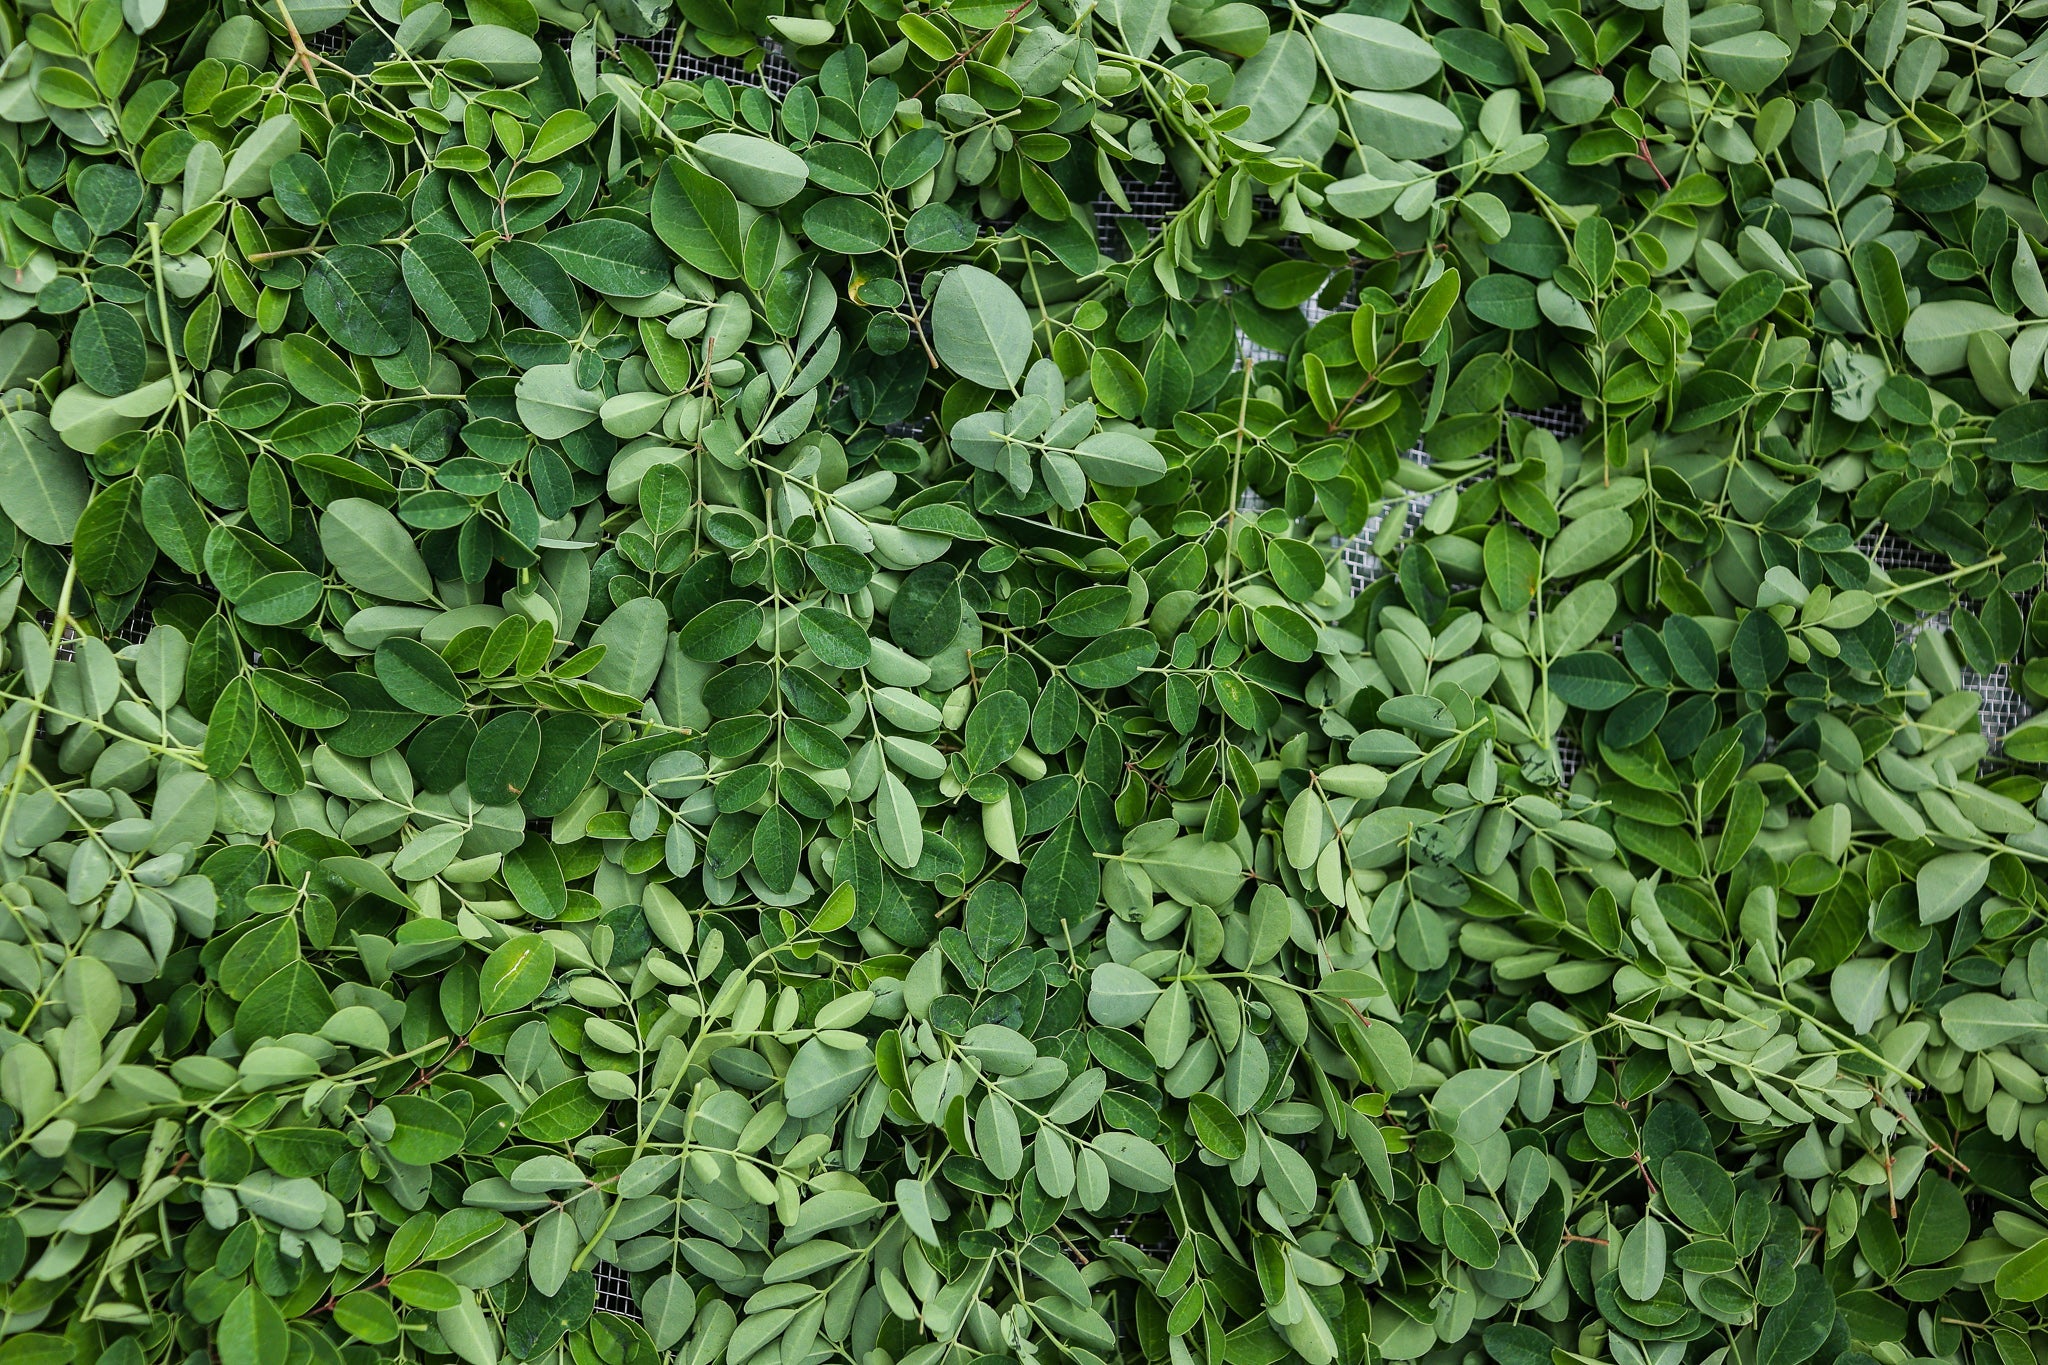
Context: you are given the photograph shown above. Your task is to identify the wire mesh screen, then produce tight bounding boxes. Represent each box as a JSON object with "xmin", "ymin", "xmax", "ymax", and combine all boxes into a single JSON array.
[
  {"xmin": 1970, "ymin": 666, "xmax": 2033, "ymax": 751},
  {"xmin": 1859, "ymin": 532, "xmax": 2037, "ymax": 753},
  {"xmin": 659, "ymin": 37, "xmax": 801, "ymax": 94},
  {"xmin": 594, "ymin": 1261, "xmax": 637, "ymax": 1318},
  {"xmin": 53, "ymin": 611, "xmax": 153, "ymax": 660},
  {"xmin": 1328, "ymin": 403, "xmax": 1583, "ymax": 590},
  {"xmin": 1095, "ymin": 171, "xmax": 1191, "ymax": 254}
]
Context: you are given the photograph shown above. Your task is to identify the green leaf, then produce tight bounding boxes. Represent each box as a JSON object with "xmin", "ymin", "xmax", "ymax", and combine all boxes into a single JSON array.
[
  {"xmin": 1231, "ymin": 30, "xmax": 1313, "ymax": 141},
  {"xmin": 1939, "ymin": 993, "xmax": 2048, "ymax": 1051},
  {"xmin": 1730, "ymin": 610, "xmax": 1788, "ymax": 689},
  {"xmin": 932, "ymin": 265, "xmax": 1031, "ymax": 390},
  {"xmin": 218, "ymin": 1288, "xmax": 288, "ymax": 1365},
  {"xmin": 73, "ymin": 477, "xmax": 154, "ymax": 593},
  {"xmin": 333, "ymin": 1292, "xmax": 399, "ymax": 1344},
  {"xmin": 269, "ymin": 152, "xmax": 332, "ymax": 225},
  {"xmin": 1091, "ymin": 1132, "xmax": 1174, "ymax": 1192},
  {"xmin": 72, "ymin": 304, "xmax": 146, "ymax": 395},
  {"xmin": 1346, "ymin": 90, "xmax": 1463, "ymax": 159},
  {"xmin": 784, "ymin": 1035, "xmax": 874, "ymax": 1118},
  {"xmin": 519, "ymin": 1079, "xmax": 607, "ymax": 1142},
  {"xmin": 438, "ymin": 1291, "xmax": 502, "ymax": 1365},
  {"xmin": 1658, "ymin": 1151, "xmax": 1734, "ymax": 1233},
  {"xmin": 1549, "ymin": 652, "xmax": 1635, "ymax": 708},
  {"xmin": 1433, "ymin": 1069, "xmax": 1518, "ymax": 1142},
  {"xmin": 494, "ymin": 239, "xmax": 584, "ymax": 332},
  {"xmin": 1544, "ymin": 508, "xmax": 1633, "ymax": 577},
  {"xmin": 1188, "ymin": 1092, "xmax": 1246, "ymax": 1158},
  {"xmin": 754, "ymin": 805, "xmax": 801, "ymax": 893},
  {"xmin": 1996, "ymin": 1238, "xmax": 2048, "ymax": 1302},
  {"xmin": 875, "ymin": 769, "xmax": 922, "ymax": 870},
  {"xmin": 1071, "ymin": 431, "xmax": 1167, "ymax": 486},
  {"xmin": 1697, "ymin": 30, "xmax": 1791, "ymax": 90},
  {"xmin": 1755, "ymin": 1266, "xmax": 1836, "ymax": 1365},
  {"xmin": 1905, "ymin": 1178, "xmax": 1969, "ymax": 1266},
  {"xmin": 803, "ymin": 198, "xmax": 891, "ymax": 255},
  {"xmin": 223, "ymin": 115, "xmax": 303, "ymax": 197},
  {"xmin": 403, "ymin": 234, "xmax": 493, "ymax": 342},
  {"xmin": 1916, "ymin": 852, "xmax": 1989, "ymax": 924},
  {"xmin": 679, "ymin": 600, "xmax": 763, "ymax": 662},
  {"xmin": 652, "ymin": 160, "xmax": 745, "ymax": 279},
  {"xmin": 1023, "ymin": 819, "xmax": 1097, "ymax": 932},
  {"xmin": 1852, "ymin": 241, "xmax": 1908, "ymax": 337},
  {"xmin": 469, "ymin": 712, "xmax": 541, "ymax": 805},
  {"xmin": 321, "ymin": 498, "xmax": 435, "ymax": 602},
  {"xmin": 692, "ymin": 131, "xmax": 811, "ymax": 207},
  {"xmin": 1315, "ymin": 14, "xmax": 1442, "ymax": 90},
  {"xmin": 1267, "ymin": 538, "xmax": 1326, "ymax": 602},
  {"xmin": 204, "ymin": 677, "xmax": 259, "ymax": 774},
  {"xmin": 515, "ymin": 363, "xmax": 604, "ymax": 440},
  {"xmin": 540, "ymin": 220, "xmax": 671, "ymax": 297},
  {"xmin": 0, "ymin": 410, "xmax": 89, "ymax": 545},
  {"xmin": 373, "ymin": 638, "xmax": 466, "ymax": 715},
  {"xmin": 251, "ymin": 669, "xmax": 349, "ymax": 728},
  {"xmin": 1618, "ymin": 1216, "xmax": 1665, "ymax": 1298},
  {"xmin": 799, "ymin": 606, "xmax": 872, "ymax": 669},
  {"xmin": 1090, "ymin": 348, "xmax": 1146, "ymax": 418},
  {"xmin": 643, "ymin": 1273, "xmax": 697, "ymax": 1349},
  {"xmin": 963, "ymin": 692, "xmax": 1029, "ymax": 773},
  {"xmin": 382, "ymin": 1095, "xmax": 465, "ymax": 1164},
  {"xmin": 1088, "ymin": 963, "xmax": 1161, "ymax": 1027},
  {"xmin": 1903, "ymin": 300, "xmax": 2016, "ymax": 374},
  {"xmin": 304, "ymin": 245, "xmax": 412, "ymax": 356},
  {"xmin": 1443, "ymin": 1202, "xmax": 1501, "ymax": 1268},
  {"xmin": 1252, "ymin": 605, "xmax": 1317, "ymax": 662},
  {"xmin": 1068, "ymin": 629, "xmax": 1157, "ymax": 687},
  {"xmin": 235, "ymin": 961, "xmax": 335, "ymax": 1043},
  {"xmin": 524, "ymin": 714, "xmax": 602, "ymax": 817},
  {"xmin": 479, "ymin": 934, "xmax": 555, "ymax": 1015}
]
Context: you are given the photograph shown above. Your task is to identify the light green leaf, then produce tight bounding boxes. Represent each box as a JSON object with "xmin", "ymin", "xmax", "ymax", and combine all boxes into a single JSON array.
[
  {"xmin": 1904, "ymin": 300, "xmax": 2017, "ymax": 374},
  {"xmin": 932, "ymin": 266, "xmax": 1032, "ymax": 390},
  {"xmin": 0, "ymin": 409, "xmax": 88, "ymax": 545},
  {"xmin": 785, "ymin": 1035, "xmax": 874, "ymax": 1118},
  {"xmin": 1316, "ymin": 15, "xmax": 1442, "ymax": 89},
  {"xmin": 1091, "ymin": 1132, "xmax": 1174, "ymax": 1192},
  {"xmin": 1346, "ymin": 90, "xmax": 1464, "ymax": 159},
  {"xmin": 515, "ymin": 363, "xmax": 604, "ymax": 439},
  {"xmin": 321, "ymin": 498, "xmax": 435, "ymax": 602}
]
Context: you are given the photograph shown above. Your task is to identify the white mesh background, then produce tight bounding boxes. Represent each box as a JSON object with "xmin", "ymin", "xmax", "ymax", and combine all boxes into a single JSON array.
[
  {"xmin": 52, "ymin": 606, "xmax": 154, "ymax": 658},
  {"xmin": 594, "ymin": 1260, "xmax": 636, "ymax": 1318},
  {"xmin": 1968, "ymin": 664, "xmax": 2031, "ymax": 754},
  {"xmin": 1326, "ymin": 402, "xmax": 1585, "ymax": 588},
  {"xmin": 1860, "ymin": 531, "xmax": 2037, "ymax": 754},
  {"xmin": 655, "ymin": 34, "xmax": 800, "ymax": 94},
  {"xmin": 1095, "ymin": 172, "xmax": 1193, "ymax": 253}
]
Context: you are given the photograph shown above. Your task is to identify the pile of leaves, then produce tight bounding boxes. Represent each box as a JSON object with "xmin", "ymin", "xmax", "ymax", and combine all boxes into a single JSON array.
[{"xmin": 10, "ymin": 1, "xmax": 2048, "ymax": 1365}]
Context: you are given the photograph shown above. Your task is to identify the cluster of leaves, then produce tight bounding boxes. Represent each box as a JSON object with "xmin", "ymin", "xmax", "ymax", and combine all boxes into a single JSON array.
[{"xmin": 9, "ymin": 5, "xmax": 2048, "ymax": 1365}]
